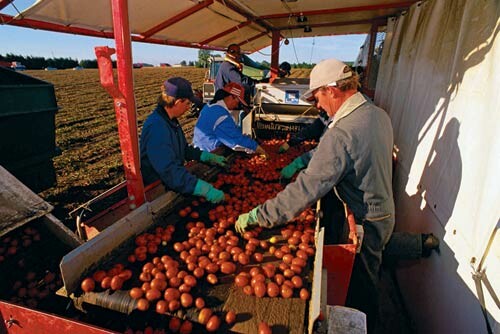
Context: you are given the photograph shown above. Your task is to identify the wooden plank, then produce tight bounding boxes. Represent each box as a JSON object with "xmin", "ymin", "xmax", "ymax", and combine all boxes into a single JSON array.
[
  {"xmin": 225, "ymin": 286, "xmax": 306, "ymax": 334},
  {"xmin": 0, "ymin": 165, "xmax": 53, "ymax": 238}
]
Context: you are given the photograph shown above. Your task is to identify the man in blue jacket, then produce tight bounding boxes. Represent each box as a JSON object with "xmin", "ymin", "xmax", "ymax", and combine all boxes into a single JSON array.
[
  {"xmin": 214, "ymin": 44, "xmax": 255, "ymax": 105},
  {"xmin": 193, "ymin": 82, "xmax": 267, "ymax": 157},
  {"xmin": 140, "ymin": 77, "xmax": 227, "ymax": 203}
]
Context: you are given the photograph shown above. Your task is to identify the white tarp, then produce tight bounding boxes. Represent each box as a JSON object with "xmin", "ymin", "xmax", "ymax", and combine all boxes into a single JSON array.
[
  {"xmin": 14, "ymin": 0, "xmax": 415, "ymax": 52},
  {"xmin": 375, "ymin": 0, "xmax": 500, "ymax": 332}
]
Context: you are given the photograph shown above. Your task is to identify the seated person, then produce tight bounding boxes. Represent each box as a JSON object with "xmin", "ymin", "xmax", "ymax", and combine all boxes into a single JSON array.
[{"xmin": 193, "ymin": 82, "xmax": 267, "ymax": 157}]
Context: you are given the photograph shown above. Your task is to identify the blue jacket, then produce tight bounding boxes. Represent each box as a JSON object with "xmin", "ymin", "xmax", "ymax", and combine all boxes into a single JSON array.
[
  {"xmin": 214, "ymin": 61, "xmax": 242, "ymax": 91},
  {"xmin": 140, "ymin": 105, "xmax": 202, "ymax": 194},
  {"xmin": 193, "ymin": 101, "xmax": 258, "ymax": 153},
  {"xmin": 214, "ymin": 61, "xmax": 254, "ymax": 102}
]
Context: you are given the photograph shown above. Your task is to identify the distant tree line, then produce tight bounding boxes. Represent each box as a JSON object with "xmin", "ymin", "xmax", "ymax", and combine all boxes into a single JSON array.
[{"xmin": 0, "ymin": 53, "xmax": 117, "ymax": 69}]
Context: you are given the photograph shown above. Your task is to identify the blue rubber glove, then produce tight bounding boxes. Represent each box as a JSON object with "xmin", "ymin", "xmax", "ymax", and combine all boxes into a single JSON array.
[
  {"xmin": 193, "ymin": 179, "xmax": 225, "ymax": 203},
  {"xmin": 280, "ymin": 156, "xmax": 306, "ymax": 178},
  {"xmin": 235, "ymin": 207, "xmax": 259, "ymax": 234},
  {"xmin": 200, "ymin": 151, "xmax": 227, "ymax": 167}
]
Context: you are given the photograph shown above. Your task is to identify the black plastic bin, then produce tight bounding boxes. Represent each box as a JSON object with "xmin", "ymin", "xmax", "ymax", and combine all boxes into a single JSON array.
[{"xmin": 0, "ymin": 67, "xmax": 58, "ymax": 192}]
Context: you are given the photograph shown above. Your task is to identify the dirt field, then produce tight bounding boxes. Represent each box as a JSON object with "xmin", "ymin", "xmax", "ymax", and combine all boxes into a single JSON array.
[{"xmin": 24, "ymin": 67, "xmax": 311, "ymax": 228}]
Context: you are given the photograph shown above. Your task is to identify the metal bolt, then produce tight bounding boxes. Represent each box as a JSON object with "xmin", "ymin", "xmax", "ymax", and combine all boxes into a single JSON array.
[{"xmin": 5, "ymin": 316, "xmax": 20, "ymax": 328}]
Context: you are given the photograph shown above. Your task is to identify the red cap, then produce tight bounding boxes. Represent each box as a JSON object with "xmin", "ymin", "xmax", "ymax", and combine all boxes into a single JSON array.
[{"xmin": 223, "ymin": 82, "xmax": 248, "ymax": 106}]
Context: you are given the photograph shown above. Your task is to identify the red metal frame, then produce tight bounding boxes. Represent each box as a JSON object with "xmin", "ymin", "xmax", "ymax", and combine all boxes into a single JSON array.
[
  {"xmin": 0, "ymin": 13, "xmax": 226, "ymax": 52},
  {"xmin": 201, "ymin": 20, "xmax": 252, "ymax": 45},
  {"xmin": 0, "ymin": 301, "xmax": 117, "ymax": 334},
  {"xmin": 238, "ymin": 31, "xmax": 269, "ymax": 47},
  {"xmin": 270, "ymin": 30, "xmax": 280, "ymax": 79},
  {"xmin": 259, "ymin": 1, "xmax": 418, "ymax": 20},
  {"xmin": 0, "ymin": 0, "xmax": 13, "ymax": 11},
  {"xmin": 93, "ymin": 0, "xmax": 145, "ymax": 210},
  {"xmin": 276, "ymin": 18, "xmax": 377, "ymax": 31},
  {"xmin": 140, "ymin": 0, "xmax": 214, "ymax": 39},
  {"xmin": 322, "ymin": 210, "xmax": 358, "ymax": 306}
]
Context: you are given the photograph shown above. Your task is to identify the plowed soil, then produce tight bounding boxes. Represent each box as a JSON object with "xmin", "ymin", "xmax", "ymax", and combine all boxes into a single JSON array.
[{"xmin": 24, "ymin": 67, "xmax": 310, "ymax": 228}]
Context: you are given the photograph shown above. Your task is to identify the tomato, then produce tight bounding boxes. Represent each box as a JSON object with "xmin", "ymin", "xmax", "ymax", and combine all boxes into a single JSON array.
[
  {"xmin": 129, "ymin": 287, "xmax": 143, "ymax": 299},
  {"xmin": 156, "ymin": 300, "xmax": 168, "ymax": 314},
  {"xmin": 225, "ymin": 310, "xmax": 236, "ymax": 324},
  {"xmin": 220, "ymin": 262, "xmax": 236, "ymax": 275},
  {"xmin": 253, "ymin": 281, "xmax": 266, "ymax": 298},
  {"xmin": 164, "ymin": 288, "xmax": 180, "ymax": 302},
  {"xmin": 300, "ymin": 288, "xmax": 310, "ymax": 300},
  {"xmin": 258, "ymin": 322, "xmax": 272, "ymax": 334},
  {"xmin": 150, "ymin": 278, "xmax": 167, "ymax": 291},
  {"xmin": 195, "ymin": 297, "xmax": 205, "ymax": 309},
  {"xmin": 92, "ymin": 270, "xmax": 107, "ymax": 283},
  {"xmin": 206, "ymin": 273, "xmax": 218, "ymax": 285},
  {"xmin": 179, "ymin": 320, "xmax": 193, "ymax": 334},
  {"xmin": 145, "ymin": 288, "xmax": 161, "ymax": 301},
  {"xmin": 243, "ymin": 285, "xmax": 254, "ymax": 296},
  {"xmin": 206, "ymin": 315, "xmax": 221, "ymax": 332},
  {"xmin": 291, "ymin": 276, "xmax": 303, "ymax": 289},
  {"xmin": 136, "ymin": 298, "xmax": 149, "ymax": 311},
  {"xmin": 180, "ymin": 293, "xmax": 193, "ymax": 308},
  {"xmin": 281, "ymin": 284, "xmax": 293, "ymax": 298},
  {"xmin": 183, "ymin": 275, "xmax": 197, "ymax": 287},
  {"xmin": 234, "ymin": 274, "xmax": 249, "ymax": 287},
  {"xmin": 169, "ymin": 317, "xmax": 181, "ymax": 331},
  {"xmin": 198, "ymin": 308, "xmax": 213, "ymax": 325},
  {"xmin": 81, "ymin": 277, "xmax": 95, "ymax": 293},
  {"xmin": 267, "ymin": 282, "xmax": 280, "ymax": 298}
]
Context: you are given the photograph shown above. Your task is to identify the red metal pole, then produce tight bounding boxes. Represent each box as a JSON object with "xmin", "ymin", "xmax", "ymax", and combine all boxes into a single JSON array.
[
  {"xmin": 109, "ymin": 0, "xmax": 145, "ymax": 209},
  {"xmin": 270, "ymin": 30, "xmax": 280, "ymax": 79}
]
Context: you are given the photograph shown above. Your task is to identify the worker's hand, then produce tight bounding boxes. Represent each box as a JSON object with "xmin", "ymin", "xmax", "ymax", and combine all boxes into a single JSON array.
[
  {"xmin": 200, "ymin": 151, "xmax": 227, "ymax": 167},
  {"xmin": 193, "ymin": 179, "xmax": 225, "ymax": 203},
  {"xmin": 280, "ymin": 156, "xmax": 306, "ymax": 179},
  {"xmin": 255, "ymin": 145, "xmax": 269, "ymax": 159},
  {"xmin": 278, "ymin": 142, "xmax": 290, "ymax": 153},
  {"xmin": 235, "ymin": 207, "xmax": 259, "ymax": 234}
]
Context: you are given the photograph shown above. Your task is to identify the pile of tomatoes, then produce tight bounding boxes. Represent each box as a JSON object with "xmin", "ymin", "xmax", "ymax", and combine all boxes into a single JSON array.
[
  {"xmin": 78, "ymin": 142, "xmax": 318, "ymax": 333},
  {"xmin": 1, "ymin": 225, "xmax": 64, "ymax": 310}
]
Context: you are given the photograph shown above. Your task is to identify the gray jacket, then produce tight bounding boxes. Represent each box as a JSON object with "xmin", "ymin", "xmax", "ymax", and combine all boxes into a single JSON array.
[{"xmin": 257, "ymin": 92, "xmax": 395, "ymax": 230}]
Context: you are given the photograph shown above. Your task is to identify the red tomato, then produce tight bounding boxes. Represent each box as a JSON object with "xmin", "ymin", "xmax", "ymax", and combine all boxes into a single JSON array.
[
  {"xmin": 225, "ymin": 310, "xmax": 236, "ymax": 324},
  {"xmin": 81, "ymin": 277, "xmax": 95, "ymax": 293},
  {"xmin": 258, "ymin": 322, "xmax": 272, "ymax": 334},
  {"xmin": 206, "ymin": 315, "xmax": 221, "ymax": 332}
]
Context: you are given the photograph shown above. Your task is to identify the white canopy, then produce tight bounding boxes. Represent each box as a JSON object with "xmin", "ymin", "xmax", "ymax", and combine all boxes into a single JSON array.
[{"xmin": 11, "ymin": 0, "xmax": 416, "ymax": 52}]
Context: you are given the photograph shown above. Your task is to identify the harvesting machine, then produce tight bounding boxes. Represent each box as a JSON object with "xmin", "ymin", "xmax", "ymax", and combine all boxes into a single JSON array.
[{"xmin": 0, "ymin": 0, "xmax": 498, "ymax": 333}]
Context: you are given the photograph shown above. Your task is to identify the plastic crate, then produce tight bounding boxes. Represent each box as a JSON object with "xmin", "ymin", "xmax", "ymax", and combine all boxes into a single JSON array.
[{"xmin": 0, "ymin": 67, "xmax": 58, "ymax": 192}]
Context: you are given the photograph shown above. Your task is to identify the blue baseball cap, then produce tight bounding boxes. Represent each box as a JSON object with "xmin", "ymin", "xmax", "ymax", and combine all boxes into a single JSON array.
[{"xmin": 163, "ymin": 77, "xmax": 198, "ymax": 103}]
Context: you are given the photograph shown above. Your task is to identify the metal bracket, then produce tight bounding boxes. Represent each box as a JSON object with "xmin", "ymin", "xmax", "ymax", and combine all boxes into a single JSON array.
[{"xmin": 5, "ymin": 315, "xmax": 22, "ymax": 329}]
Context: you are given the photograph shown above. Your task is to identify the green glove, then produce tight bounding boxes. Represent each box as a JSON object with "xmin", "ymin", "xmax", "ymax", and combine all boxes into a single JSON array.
[
  {"xmin": 278, "ymin": 142, "xmax": 290, "ymax": 153},
  {"xmin": 200, "ymin": 151, "xmax": 227, "ymax": 167},
  {"xmin": 193, "ymin": 179, "xmax": 225, "ymax": 203},
  {"xmin": 235, "ymin": 207, "xmax": 259, "ymax": 234},
  {"xmin": 281, "ymin": 156, "xmax": 306, "ymax": 178}
]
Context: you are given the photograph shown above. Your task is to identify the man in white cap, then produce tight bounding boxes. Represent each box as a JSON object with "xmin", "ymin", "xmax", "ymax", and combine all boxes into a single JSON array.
[{"xmin": 235, "ymin": 58, "xmax": 395, "ymax": 331}]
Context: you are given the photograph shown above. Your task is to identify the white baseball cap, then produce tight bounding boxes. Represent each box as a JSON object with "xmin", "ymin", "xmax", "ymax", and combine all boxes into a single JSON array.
[{"xmin": 303, "ymin": 58, "xmax": 353, "ymax": 100}]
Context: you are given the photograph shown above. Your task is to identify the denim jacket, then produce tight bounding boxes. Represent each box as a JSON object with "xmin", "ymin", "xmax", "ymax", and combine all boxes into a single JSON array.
[{"xmin": 140, "ymin": 105, "xmax": 202, "ymax": 194}]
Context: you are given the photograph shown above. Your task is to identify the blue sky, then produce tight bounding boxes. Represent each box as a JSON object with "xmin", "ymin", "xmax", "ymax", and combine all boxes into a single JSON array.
[{"xmin": 0, "ymin": 1, "xmax": 366, "ymax": 65}]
